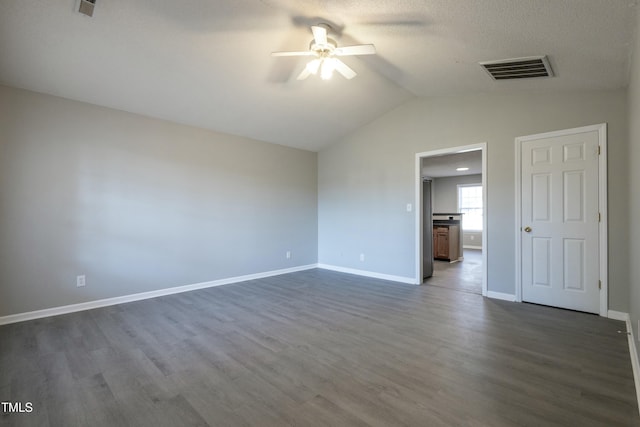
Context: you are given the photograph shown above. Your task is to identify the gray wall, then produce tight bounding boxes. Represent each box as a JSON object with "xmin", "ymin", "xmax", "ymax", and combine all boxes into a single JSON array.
[
  {"xmin": 432, "ymin": 174, "xmax": 482, "ymax": 249},
  {"xmin": 0, "ymin": 85, "xmax": 318, "ymax": 317},
  {"xmin": 318, "ymin": 89, "xmax": 629, "ymax": 311},
  {"xmin": 432, "ymin": 174, "xmax": 481, "ymax": 211},
  {"xmin": 628, "ymin": 7, "xmax": 640, "ymax": 345}
]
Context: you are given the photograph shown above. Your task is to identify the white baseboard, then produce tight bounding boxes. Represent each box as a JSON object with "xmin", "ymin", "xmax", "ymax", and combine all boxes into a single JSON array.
[
  {"xmin": 607, "ymin": 310, "xmax": 640, "ymax": 415},
  {"xmin": 317, "ymin": 264, "xmax": 417, "ymax": 285},
  {"xmin": 0, "ymin": 264, "xmax": 318, "ymax": 326},
  {"xmin": 610, "ymin": 311, "xmax": 640, "ymax": 416},
  {"xmin": 463, "ymin": 245, "xmax": 482, "ymax": 250},
  {"xmin": 608, "ymin": 310, "xmax": 630, "ymax": 321},
  {"xmin": 486, "ymin": 291, "xmax": 516, "ymax": 302},
  {"xmin": 629, "ymin": 323, "xmax": 640, "ymax": 416}
]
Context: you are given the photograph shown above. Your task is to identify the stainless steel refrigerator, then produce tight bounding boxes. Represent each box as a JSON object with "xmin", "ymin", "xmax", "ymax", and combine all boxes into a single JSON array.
[{"xmin": 423, "ymin": 179, "xmax": 434, "ymax": 279}]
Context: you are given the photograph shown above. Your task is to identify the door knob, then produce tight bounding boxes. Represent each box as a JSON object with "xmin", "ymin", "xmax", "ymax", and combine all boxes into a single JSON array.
[{"xmin": 524, "ymin": 226, "xmax": 532, "ymax": 233}]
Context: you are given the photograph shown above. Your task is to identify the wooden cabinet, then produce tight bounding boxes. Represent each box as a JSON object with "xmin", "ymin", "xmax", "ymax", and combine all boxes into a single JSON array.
[
  {"xmin": 434, "ymin": 227, "xmax": 449, "ymax": 259},
  {"xmin": 433, "ymin": 225, "xmax": 459, "ymax": 261}
]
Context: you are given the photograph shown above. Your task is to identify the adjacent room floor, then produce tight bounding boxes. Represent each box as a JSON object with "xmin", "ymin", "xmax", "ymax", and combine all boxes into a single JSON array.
[
  {"xmin": 1, "ymin": 268, "xmax": 638, "ymax": 426},
  {"xmin": 428, "ymin": 248, "xmax": 483, "ymax": 295}
]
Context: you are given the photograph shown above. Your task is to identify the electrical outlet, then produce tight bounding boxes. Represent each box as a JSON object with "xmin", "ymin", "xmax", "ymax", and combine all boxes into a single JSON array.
[
  {"xmin": 406, "ymin": 203, "xmax": 412, "ymax": 212},
  {"xmin": 286, "ymin": 251, "xmax": 291, "ymax": 259},
  {"xmin": 76, "ymin": 275, "xmax": 86, "ymax": 287},
  {"xmin": 360, "ymin": 253, "xmax": 365, "ymax": 262}
]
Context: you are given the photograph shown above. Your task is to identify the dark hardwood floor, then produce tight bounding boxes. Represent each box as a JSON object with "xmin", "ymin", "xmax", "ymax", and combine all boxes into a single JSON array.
[
  {"xmin": 1, "ymin": 268, "xmax": 638, "ymax": 426},
  {"xmin": 428, "ymin": 249, "xmax": 483, "ymax": 294}
]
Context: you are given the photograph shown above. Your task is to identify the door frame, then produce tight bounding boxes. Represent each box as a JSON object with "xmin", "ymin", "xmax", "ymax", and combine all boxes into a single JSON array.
[
  {"xmin": 414, "ymin": 142, "xmax": 488, "ymax": 297},
  {"xmin": 514, "ymin": 123, "xmax": 608, "ymax": 316}
]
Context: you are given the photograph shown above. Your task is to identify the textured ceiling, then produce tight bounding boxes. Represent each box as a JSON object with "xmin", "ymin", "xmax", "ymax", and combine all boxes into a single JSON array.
[
  {"xmin": 0, "ymin": 0, "xmax": 636, "ymax": 151},
  {"xmin": 422, "ymin": 151, "xmax": 483, "ymax": 178}
]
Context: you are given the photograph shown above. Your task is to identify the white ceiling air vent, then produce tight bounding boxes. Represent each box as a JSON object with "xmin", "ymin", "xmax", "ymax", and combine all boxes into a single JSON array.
[
  {"xmin": 479, "ymin": 56, "xmax": 554, "ymax": 80},
  {"xmin": 78, "ymin": 0, "xmax": 96, "ymax": 17}
]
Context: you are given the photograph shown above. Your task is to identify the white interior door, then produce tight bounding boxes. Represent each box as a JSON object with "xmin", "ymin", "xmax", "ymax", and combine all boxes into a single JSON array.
[{"xmin": 520, "ymin": 128, "xmax": 601, "ymax": 313}]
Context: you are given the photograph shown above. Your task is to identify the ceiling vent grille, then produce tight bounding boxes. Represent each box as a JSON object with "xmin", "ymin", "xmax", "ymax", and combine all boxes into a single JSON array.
[
  {"xmin": 78, "ymin": 0, "xmax": 96, "ymax": 17},
  {"xmin": 479, "ymin": 56, "xmax": 554, "ymax": 80}
]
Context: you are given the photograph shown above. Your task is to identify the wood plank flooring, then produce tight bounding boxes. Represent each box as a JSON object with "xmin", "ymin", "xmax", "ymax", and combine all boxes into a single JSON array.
[
  {"xmin": 1, "ymin": 268, "xmax": 638, "ymax": 426},
  {"xmin": 428, "ymin": 249, "xmax": 483, "ymax": 295}
]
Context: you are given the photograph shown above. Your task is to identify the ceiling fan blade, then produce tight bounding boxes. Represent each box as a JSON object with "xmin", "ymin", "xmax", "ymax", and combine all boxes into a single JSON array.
[
  {"xmin": 311, "ymin": 25, "xmax": 328, "ymax": 45},
  {"xmin": 333, "ymin": 59, "xmax": 357, "ymax": 80},
  {"xmin": 271, "ymin": 51, "xmax": 315, "ymax": 57},
  {"xmin": 297, "ymin": 67, "xmax": 312, "ymax": 80},
  {"xmin": 335, "ymin": 44, "xmax": 376, "ymax": 56}
]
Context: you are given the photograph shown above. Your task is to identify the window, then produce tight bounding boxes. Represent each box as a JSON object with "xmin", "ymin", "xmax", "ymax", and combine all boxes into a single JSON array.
[{"xmin": 458, "ymin": 184, "xmax": 483, "ymax": 231}]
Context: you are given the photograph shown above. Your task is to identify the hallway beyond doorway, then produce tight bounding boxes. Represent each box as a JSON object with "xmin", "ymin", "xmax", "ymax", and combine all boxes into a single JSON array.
[{"xmin": 426, "ymin": 249, "xmax": 483, "ymax": 294}]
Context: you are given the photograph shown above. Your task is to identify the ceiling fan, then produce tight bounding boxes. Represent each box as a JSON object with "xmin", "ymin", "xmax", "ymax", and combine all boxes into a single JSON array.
[{"xmin": 271, "ymin": 24, "xmax": 376, "ymax": 81}]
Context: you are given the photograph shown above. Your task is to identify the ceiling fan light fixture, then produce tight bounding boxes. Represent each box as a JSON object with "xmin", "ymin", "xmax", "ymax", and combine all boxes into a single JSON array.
[
  {"xmin": 320, "ymin": 58, "xmax": 337, "ymax": 80},
  {"xmin": 306, "ymin": 59, "xmax": 321, "ymax": 75}
]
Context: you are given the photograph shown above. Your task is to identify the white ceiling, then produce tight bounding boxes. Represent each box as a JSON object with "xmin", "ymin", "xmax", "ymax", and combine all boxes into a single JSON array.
[
  {"xmin": 422, "ymin": 150, "xmax": 482, "ymax": 178},
  {"xmin": 0, "ymin": 0, "xmax": 636, "ymax": 151}
]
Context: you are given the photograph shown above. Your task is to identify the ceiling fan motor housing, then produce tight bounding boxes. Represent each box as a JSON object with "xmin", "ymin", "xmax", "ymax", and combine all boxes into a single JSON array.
[{"xmin": 309, "ymin": 38, "xmax": 337, "ymax": 57}]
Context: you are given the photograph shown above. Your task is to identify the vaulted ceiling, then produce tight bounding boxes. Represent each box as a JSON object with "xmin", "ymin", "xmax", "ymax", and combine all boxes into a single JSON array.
[{"xmin": 0, "ymin": 0, "xmax": 636, "ymax": 151}]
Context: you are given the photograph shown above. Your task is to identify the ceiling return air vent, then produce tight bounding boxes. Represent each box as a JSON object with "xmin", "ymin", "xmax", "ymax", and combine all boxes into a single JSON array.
[
  {"xmin": 78, "ymin": 0, "xmax": 96, "ymax": 17},
  {"xmin": 479, "ymin": 56, "xmax": 554, "ymax": 80}
]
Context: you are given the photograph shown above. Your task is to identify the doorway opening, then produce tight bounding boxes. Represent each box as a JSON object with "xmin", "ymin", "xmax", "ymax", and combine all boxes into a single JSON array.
[{"xmin": 414, "ymin": 144, "xmax": 488, "ymax": 296}]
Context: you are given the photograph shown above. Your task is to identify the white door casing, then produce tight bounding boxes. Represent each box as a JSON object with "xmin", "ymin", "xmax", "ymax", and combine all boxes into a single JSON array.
[
  {"xmin": 515, "ymin": 124, "xmax": 607, "ymax": 315},
  {"xmin": 414, "ymin": 143, "xmax": 488, "ymax": 297}
]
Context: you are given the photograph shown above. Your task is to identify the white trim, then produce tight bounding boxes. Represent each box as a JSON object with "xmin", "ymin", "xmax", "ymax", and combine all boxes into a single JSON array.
[
  {"xmin": 415, "ymin": 143, "xmax": 488, "ymax": 295},
  {"xmin": 514, "ymin": 123, "xmax": 608, "ymax": 315},
  {"xmin": 317, "ymin": 264, "xmax": 416, "ymax": 285},
  {"xmin": 486, "ymin": 291, "xmax": 516, "ymax": 302},
  {"xmin": 597, "ymin": 124, "xmax": 609, "ymax": 317},
  {"xmin": 628, "ymin": 319, "xmax": 640, "ymax": 416},
  {"xmin": 481, "ymin": 146, "xmax": 488, "ymax": 296},
  {"xmin": 0, "ymin": 264, "xmax": 318, "ymax": 326},
  {"xmin": 607, "ymin": 311, "xmax": 640, "ymax": 415},
  {"xmin": 515, "ymin": 133, "xmax": 522, "ymax": 302},
  {"xmin": 463, "ymin": 245, "xmax": 483, "ymax": 250},
  {"xmin": 608, "ymin": 310, "xmax": 630, "ymax": 322}
]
